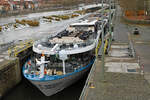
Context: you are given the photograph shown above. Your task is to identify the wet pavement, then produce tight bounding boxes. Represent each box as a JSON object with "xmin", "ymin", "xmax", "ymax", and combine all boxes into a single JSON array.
[
  {"xmin": 113, "ymin": 5, "xmax": 150, "ymax": 74},
  {"xmin": 113, "ymin": 5, "xmax": 129, "ymax": 43},
  {"xmin": 80, "ymin": 42, "xmax": 150, "ymax": 100},
  {"xmin": 126, "ymin": 22, "xmax": 150, "ymax": 73}
]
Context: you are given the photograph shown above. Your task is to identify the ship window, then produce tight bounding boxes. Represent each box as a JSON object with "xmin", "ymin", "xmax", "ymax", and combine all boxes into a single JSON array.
[
  {"xmin": 82, "ymin": 43, "xmax": 86, "ymax": 47},
  {"xmin": 70, "ymin": 43, "xmax": 73, "ymax": 48},
  {"xmin": 62, "ymin": 44, "xmax": 66, "ymax": 48},
  {"xmin": 66, "ymin": 44, "xmax": 70, "ymax": 48}
]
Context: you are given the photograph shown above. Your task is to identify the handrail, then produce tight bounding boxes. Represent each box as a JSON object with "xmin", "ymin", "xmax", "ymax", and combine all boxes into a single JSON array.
[
  {"xmin": 8, "ymin": 39, "xmax": 33, "ymax": 57},
  {"xmin": 79, "ymin": 58, "xmax": 97, "ymax": 100}
]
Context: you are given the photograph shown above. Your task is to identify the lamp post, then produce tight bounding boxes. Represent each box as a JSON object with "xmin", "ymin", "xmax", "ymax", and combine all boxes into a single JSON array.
[
  {"xmin": 108, "ymin": 0, "xmax": 113, "ymax": 45},
  {"xmin": 101, "ymin": 0, "xmax": 105, "ymax": 81},
  {"xmin": 109, "ymin": 0, "xmax": 112, "ymax": 33},
  {"xmin": 144, "ymin": 0, "xmax": 146, "ymax": 19},
  {"xmin": 101, "ymin": 0, "xmax": 112, "ymax": 81}
]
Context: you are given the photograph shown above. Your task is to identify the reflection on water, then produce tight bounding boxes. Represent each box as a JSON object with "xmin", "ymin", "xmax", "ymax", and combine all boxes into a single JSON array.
[
  {"xmin": 2, "ymin": 74, "xmax": 88, "ymax": 100},
  {"xmin": 0, "ymin": 14, "xmax": 87, "ymax": 44},
  {"xmin": 0, "ymin": 10, "xmax": 75, "ymax": 25}
]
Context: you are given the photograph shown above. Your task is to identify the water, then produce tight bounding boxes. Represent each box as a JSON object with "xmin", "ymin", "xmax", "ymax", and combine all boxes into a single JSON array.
[
  {"xmin": 2, "ymin": 75, "xmax": 88, "ymax": 100},
  {"xmin": 0, "ymin": 14, "xmax": 89, "ymax": 43},
  {"xmin": 0, "ymin": 10, "xmax": 76, "ymax": 25},
  {"xmin": 0, "ymin": 13, "xmax": 90, "ymax": 99},
  {"xmin": 0, "ymin": 5, "xmax": 98, "ymax": 99}
]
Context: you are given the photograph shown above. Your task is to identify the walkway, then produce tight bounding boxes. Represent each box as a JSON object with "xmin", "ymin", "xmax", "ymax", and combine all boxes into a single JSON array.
[{"xmin": 80, "ymin": 43, "xmax": 150, "ymax": 100}]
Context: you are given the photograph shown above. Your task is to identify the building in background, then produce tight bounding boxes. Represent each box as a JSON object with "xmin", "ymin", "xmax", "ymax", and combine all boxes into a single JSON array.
[
  {"xmin": 0, "ymin": 0, "xmax": 10, "ymax": 11},
  {"xmin": 0, "ymin": 0, "xmax": 98, "ymax": 12}
]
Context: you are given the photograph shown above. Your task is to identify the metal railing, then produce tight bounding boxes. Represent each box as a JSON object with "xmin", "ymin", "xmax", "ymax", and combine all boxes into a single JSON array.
[
  {"xmin": 129, "ymin": 41, "xmax": 136, "ymax": 58},
  {"xmin": 128, "ymin": 33, "xmax": 136, "ymax": 58},
  {"xmin": 8, "ymin": 39, "xmax": 33, "ymax": 57},
  {"xmin": 79, "ymin": 58, "xmax": 97, "ymax": 100}
]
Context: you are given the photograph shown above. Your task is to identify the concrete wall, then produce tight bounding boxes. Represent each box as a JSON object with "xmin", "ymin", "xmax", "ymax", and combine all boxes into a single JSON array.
[
  {"xmin": 0, "ymin": 6, "xmax": 73, "ymax": 18},
  {"xmin": 0, "ymin": 58, "xmax": 21, "ymax": 98},
  {"xmin": 0, "ymin": 45, "xmax": 33, "ymax": 98}
]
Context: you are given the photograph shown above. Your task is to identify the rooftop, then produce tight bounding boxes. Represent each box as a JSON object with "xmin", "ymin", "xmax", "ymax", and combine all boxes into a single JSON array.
[{"xmin": 70, "ymin": 19, "xmax": 98, "ymax": 26}]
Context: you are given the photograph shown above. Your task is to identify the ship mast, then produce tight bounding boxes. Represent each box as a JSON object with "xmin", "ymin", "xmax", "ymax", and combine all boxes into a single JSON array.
[
  {"xmin": 59, "ymin": 50, "xmax": 68, "ymax": 75},
  {"xmin": 36, "ymin": 53, "xmax": 49, "ymax": 78}
]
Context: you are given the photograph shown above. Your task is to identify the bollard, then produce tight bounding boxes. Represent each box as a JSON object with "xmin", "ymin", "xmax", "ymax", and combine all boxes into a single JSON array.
[{"xmin": 89, "ymin": 82, "xmax": 95, "ymax": 89}]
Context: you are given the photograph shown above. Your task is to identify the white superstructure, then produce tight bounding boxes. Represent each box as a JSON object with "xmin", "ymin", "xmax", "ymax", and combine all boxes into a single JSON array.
[{"xmin": 23, "ymin": 16, "xmax": 109, "ymax": 96}]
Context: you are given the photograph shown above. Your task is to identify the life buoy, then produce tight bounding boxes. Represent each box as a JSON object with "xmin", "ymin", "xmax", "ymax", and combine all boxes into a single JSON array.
[{"xmin": 27, "ymin": 61, "xmax": 31, "ymax": 66}]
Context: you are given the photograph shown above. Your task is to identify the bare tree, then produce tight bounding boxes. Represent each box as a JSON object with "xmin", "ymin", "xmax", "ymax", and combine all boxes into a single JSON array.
[{"xmin": 118, "ymin": 0, "xmax": 146, "ymax": 16}]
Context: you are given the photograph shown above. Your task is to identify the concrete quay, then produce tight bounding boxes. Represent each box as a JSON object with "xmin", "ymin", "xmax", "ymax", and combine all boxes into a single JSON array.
[
  {"xmin": 0, "ymin": 40, "xmax": 33, "ymax": 98},
  {"xmin": 80, "ymin": 42, "xmax": 150, "ymax": 100},
  {"xmin": 0, "ymin": 53, "xmax": 20, "ymax": 98}
]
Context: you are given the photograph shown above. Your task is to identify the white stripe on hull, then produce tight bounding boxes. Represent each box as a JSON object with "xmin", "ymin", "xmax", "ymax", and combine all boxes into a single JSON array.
[{"xmin": 29, "ymin": 66, "xmax": 91, "ymax": 96}]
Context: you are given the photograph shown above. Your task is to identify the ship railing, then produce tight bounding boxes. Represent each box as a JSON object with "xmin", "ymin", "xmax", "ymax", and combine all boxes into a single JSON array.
[
  {"xmin": 35, "ymin": 39, "xmax": 95, "ymax": 51},
  {"xmin": 33, "ymin": 39, "xmax": 95, "ymax": 54},
  {"xmin": 60, "ymin": 40, "xmax": 95, "ymax": 50}
]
